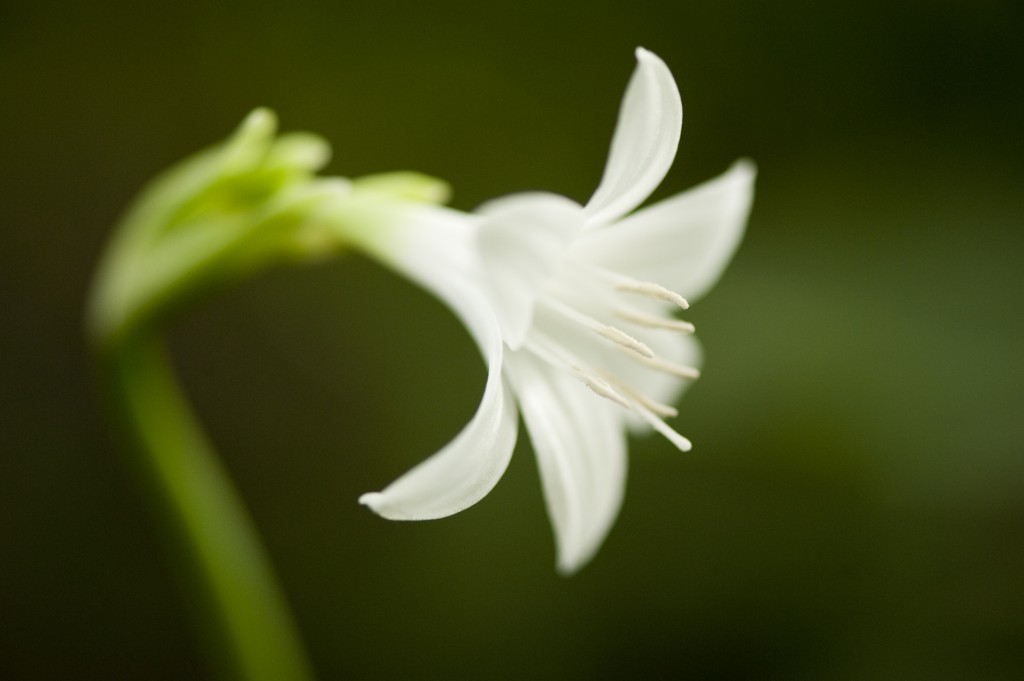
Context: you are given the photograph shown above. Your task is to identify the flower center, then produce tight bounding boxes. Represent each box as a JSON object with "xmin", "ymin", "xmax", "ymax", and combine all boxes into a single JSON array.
[{"xmin": 524, "ymin": 263, "xmax": 700, "ymax": 451}]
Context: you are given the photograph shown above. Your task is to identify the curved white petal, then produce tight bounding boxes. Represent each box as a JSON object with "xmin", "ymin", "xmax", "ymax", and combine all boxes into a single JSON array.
[
  {"xmin": 358, "ymin": 337, "xmax": 518, "ymax": 520},
  {"xmin": 505, "ymin": 352, "xmax": 627, "ymax": 574},
  {"xmin": 578, "ymin": 159, "xmax": 756, "ymax": 302},
  {"xmin": 355, "ymin": 204, "xmax": 520, "ymax": 519},
  {"xmin": 584, "ymin": 48, "xmax": 683, "ymax": 227},
  {"xmin": 476, "ymin": 193, "xmax": 585, "ymax": 349}
]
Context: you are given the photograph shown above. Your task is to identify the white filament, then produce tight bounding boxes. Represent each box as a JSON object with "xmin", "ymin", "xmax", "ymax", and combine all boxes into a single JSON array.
[{"xmin": 614, "ymin": 308, "xmax": 695, "ymax": 333}]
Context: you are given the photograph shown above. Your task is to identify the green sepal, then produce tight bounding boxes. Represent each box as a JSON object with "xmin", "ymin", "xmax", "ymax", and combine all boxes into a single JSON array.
[
  {"xmin": 87, "ymin": 109, "xmax": 345, "ymax": 347},
  {"xmin": 352, "ymin": 171, "xmax": 451, "ymax": 204}
]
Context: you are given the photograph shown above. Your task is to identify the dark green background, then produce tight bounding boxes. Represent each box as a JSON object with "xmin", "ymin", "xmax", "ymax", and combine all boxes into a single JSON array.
[{"xmin": 3, "ymin": 1, "xmax": 1022, "ymax": 679}]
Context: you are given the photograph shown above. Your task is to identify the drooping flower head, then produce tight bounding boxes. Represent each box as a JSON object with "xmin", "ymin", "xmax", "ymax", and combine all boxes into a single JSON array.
[{"xmin": 336, "ymin": 48, "xmax": 755, "ymax": 573}]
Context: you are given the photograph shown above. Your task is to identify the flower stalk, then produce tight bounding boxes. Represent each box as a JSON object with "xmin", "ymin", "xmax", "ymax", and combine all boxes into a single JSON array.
[
  {"xmin": 88, "ymin": 110, "xmax": 334, "ymax": 681},
  {"xmin": 99, "ymin": 333, "xmax": 315, "ymax": 681}
]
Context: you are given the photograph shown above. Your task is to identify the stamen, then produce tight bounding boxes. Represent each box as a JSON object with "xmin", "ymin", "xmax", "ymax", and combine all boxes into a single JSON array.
[
  {"xmin": 597, "ymin": 326, "xmax": 655, "ymax": 358},
  {"xmin": 614, "ymin": 308, "xmax": 695, "ymax": 333},
  {"xmin": 615, "ymin": 280, "xmax": 689, "ymax": 310},
  {"xmin": 529, "ymin": 334, "xmax": 635, "ymax": 411},
  {"xmin": 565, "ymin": 264, "xmax": 690, "ymax": 309},
  {"xmin": 622, "ymin": 389, "xmax": 679, "ymax": 418},
  {"xmin": 532, "ymin": 324, "xmax": 690, "ymax": 449},
  {"xmin": 577, "ymin": 364, "xmax": 692, "ymax": 451},
  {"xmin": 639, "ymin": 356, "xmax": 701, "ymax": 380},
  {"xmin": 601, "ymin": 372, "xmax": 679, "ymax": 418},
  {"xmin": 544, "ymin": 299, "xmax": 654, "ymax": 359},
  {"xmin": 571, "ymin": 366, "xmax": 631, "ymax": 409},
  {"xmin": 631, "ymin": 402, "xmax": 693, "ymax": 452}
]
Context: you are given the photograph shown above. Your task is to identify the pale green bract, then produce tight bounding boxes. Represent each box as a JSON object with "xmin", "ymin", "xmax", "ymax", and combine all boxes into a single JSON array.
[
  {"xmin": 337, "ymin": 48, "xmax": 756, "ymax": 573},
  {"xmin": 88, "ymin": 109, "xmax": 449, "ymax": 346}
]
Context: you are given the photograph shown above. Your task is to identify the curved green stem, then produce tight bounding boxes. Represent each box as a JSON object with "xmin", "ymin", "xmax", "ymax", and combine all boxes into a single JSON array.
[{"xmin": 102, "ymin": 333, "xmax": 315, "ymax": 681}]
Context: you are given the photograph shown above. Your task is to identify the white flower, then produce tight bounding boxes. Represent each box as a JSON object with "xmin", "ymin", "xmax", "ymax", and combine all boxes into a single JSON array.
[{"xmin": 342, "ymin": 48, "xmax": 755, "ymax": 573}]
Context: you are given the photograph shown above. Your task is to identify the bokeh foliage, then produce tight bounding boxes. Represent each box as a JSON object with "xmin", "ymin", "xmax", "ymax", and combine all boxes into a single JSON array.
[{"xmin": 2, "ymin": 0, "xmax": 1022, "ymax": 679}]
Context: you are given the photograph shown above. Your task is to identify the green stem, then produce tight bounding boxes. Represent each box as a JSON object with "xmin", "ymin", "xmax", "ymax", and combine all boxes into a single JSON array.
[{"xmin": 101, "ymin": 333, "xmax": 315, "ymax": 681}]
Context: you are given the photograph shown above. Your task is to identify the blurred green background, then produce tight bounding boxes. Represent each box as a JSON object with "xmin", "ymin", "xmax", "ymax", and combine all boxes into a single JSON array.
[{"xmin": 2, "ymin": 0, "xmax": 1023, "ymax": 679}]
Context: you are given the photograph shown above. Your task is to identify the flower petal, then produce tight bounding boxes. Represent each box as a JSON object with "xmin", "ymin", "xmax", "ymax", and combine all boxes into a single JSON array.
[
  {"xmin": 505, "ymin": 352, "xmax": 627, "ymax": 574},
  {"xmin": 353, "ymin": 204, "xmax": 520, "ymax": 519},
  {"xmin": 476, "ymin": 193, "xmax": 585, "ymax": 349},
  {"xmin": 584, "ymin": 48, "xmax": 683, "ymax": 226},
  {"xmin": 358, "ymin": 337, "xmax": 518, "ymax": 520},
  {"xmin": 578, "ymin": 159, "xmax": 756, "ymax": 302}
]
